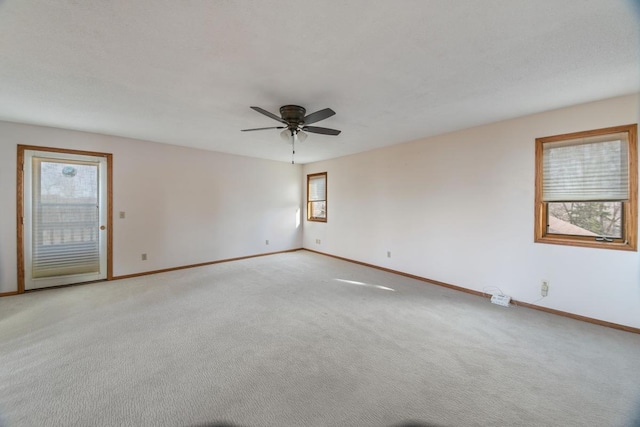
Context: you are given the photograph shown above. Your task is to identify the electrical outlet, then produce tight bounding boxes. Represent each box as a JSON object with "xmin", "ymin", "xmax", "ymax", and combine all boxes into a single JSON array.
[
  {"xmin": 119, "ymin": 211, "xmax": 125, "ymax": 219},
  {"xmin": 387, "ymin": 251, "xmax": 391, "ymax": 258},
  {"xmin": 541, "ymin": 280, "xmax": 549, "ymax": 297},
  {"xmin": 265, "ymin": 239, "xmax": 269, "ymax": 245},
  {"xmin": 316, "ymin": 239, "xmax": 321, "ymax": 244},
  {"xmin": 141, "ymin": 253, "xmax": 147, "ymax": 261}
]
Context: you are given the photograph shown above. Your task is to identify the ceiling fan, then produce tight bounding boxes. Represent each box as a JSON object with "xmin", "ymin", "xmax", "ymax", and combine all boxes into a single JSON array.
[{"xmin": 242, "ymin": 105, "xmax": 341, "ymax": 163}]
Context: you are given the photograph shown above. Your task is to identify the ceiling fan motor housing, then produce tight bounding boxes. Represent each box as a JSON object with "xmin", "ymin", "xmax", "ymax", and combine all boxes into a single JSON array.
[{"xmin": 280, "ymin": 105, "xmax": 306, "ymax": 130}]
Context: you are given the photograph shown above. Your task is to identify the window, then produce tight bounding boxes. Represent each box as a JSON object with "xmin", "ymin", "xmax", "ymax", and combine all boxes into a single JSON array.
[
  {"xmin": 534, "ymin": 124, "xmax": 637, "ymax": 251},
  {"xmin": 307, "ymin": 172, "xmax": 327, "ymax": 222}
]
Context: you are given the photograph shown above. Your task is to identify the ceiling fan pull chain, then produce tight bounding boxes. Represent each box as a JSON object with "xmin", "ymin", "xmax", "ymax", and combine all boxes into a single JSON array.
[{"xmin": 291, "ymin": 133, "xmax": 295, "ymax": 164}]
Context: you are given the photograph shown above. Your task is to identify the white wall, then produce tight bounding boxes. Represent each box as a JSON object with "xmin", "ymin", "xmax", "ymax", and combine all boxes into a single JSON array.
[
  {"xmin": 303, "ymin": 94, "xmax": 640, "ymax": 328},
  {"xmin": 0, "ymin": 121, "xmax": 303, "ymax": 293},
  {"xmin": 3, "ymin": 95, "xmax": 639, "ymax": 328}
]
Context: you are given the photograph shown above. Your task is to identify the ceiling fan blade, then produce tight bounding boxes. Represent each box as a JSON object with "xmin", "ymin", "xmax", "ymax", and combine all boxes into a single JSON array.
[
  {"xmin": 250, "ymin": 106, "xmax": 287, "ymax": 124},
  {"xmin": 303, "ymin": 108, "xmax": 336, "ymax": 125},
  {"xmin": 302, "ymin": 126, "xmax": 341, "ymax": 136},
  {"xmin": 241, "ymin": 126, "xmax": 286, "ymax": 132}
]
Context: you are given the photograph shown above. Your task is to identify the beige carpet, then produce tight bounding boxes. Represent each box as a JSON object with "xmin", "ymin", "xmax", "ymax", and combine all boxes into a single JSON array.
[{"xmin": 1, "ymin": 250, "xmax": 639, "ymax": 427}]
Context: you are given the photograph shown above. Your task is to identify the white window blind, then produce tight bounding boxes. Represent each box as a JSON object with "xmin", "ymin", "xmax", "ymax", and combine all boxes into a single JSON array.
[
  {"xmin": 542, "ymin": 132, "xmax": 629, "ymax": 202},
  {"xmin": 309, "ymin": 175, "xmax": 326, "ymax": 201}
]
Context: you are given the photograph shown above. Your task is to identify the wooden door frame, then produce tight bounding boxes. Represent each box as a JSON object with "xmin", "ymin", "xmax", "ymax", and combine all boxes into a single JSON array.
[{"xmin": 17, "ymin": 145, "xmax": 113, "ymax": 293}]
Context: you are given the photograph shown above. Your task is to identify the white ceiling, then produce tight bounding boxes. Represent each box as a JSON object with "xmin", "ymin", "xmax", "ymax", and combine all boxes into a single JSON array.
[{"xmin": 1, "ymin": 1, "xmax": 638, "ymax": 164}]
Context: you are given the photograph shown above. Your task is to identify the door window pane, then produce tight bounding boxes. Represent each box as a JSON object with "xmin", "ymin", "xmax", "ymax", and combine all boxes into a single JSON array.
[{"xmin": 33, "ymin": 159, "xmax": 100, "ymax": 278}]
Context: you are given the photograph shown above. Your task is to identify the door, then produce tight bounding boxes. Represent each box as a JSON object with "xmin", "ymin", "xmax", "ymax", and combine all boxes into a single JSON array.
[{"xmin": 22, "ymin": 149, "xmax": 109, "ymax": 290}]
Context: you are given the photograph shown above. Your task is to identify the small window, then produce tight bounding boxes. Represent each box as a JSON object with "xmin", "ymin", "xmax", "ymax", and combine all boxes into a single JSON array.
[
  {"xmin": 307, "ymin": 172, "xmax": 327, "ymax": 222},
  {"xmin": 534, "ymin": 124, "xmax": 637, "ymax": 251}
]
